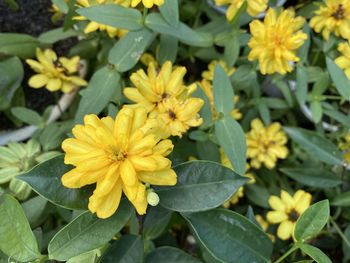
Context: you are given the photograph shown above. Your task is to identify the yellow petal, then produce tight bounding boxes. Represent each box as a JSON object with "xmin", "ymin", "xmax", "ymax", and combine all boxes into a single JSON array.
[
  {"xmin": 277, "ymin": 220, "xmax": 294, "ymax": 240},
  {"xmin": 138, "ymin": 169, "xmax": 177, "ymax": 185},
  {"xmin": 120, "ymin": 159, "xmax": 137, "ymax": 186},
  {"xmin": 268, "ymin": 195, "xmax": 286, "ymax": 211},
  {"xmin": 266, "ymin": 211, "xmax": 288, "ymax": 224},
  {"xmin": 28, "ymin": 74, "xmax": 49, "ymax": 88}
]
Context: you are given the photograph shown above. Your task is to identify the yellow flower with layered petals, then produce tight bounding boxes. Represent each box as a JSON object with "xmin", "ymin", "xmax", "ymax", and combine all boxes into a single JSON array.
[
  {"xmin": 201, "ymin": 60, "xmax": 236, "ymax": 82},
  {"xmin": 335, "ymin": 42, "xmax": 350, "ymax": 79},
  {"xmin": 131, "ymin": 0, "xmax": 164, "ymax": 8},
  {"xmin": 339, "ymin": 132, "xmax": 350, "ymax": 164},
  {"xmin": 26, "ymin": 48, "xmax": 87, "ymax": 93},
  {"xmin": 310, "ymin": 0, "xmax": 350, "ymax": 41},
  {"xmin": 61, "ymin": 107, "xmax": 177, "ymax": 218},
  {"xmin": 267, "ymin": 190, "xmax": 312, "ymax": 240},
  {"xmin": 248, "ymin": 8, "xmax": 307, "ymax": 75},
  {"xmin": 215, "ymin": 0, "xmax": 268, "ymax": 21},
  {"xmin": 246, "ymin": 118, "xmax": 288, "ymax": 169},
  {"xmin": 74, "ymin": 0, "xmax": 129, "ymax": 38},
  {"xmin": 124, "ymin": 61, "xmax": 197, "ymax": 113}
]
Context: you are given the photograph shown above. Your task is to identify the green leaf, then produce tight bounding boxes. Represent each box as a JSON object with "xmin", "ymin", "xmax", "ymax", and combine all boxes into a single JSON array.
[
  {"xmin": 0, "ymin": 56, "xmax": 23, "ymax": 110},
  {"xmin": 22, "ymin": 195, "xmax": 48, "ymax": 227},
  {"xmin": 213, "ymin": 64, "xmax": 234, "ymax": 115},
  {"xmin": 143, "ymin": 206, "xmax": 172, "ymax": 240},
  {"xmin": 38, "ymin": 28, "xmax": 78, "ymax": 44},
  {"xmin": 223, "ymin": 29, "xmax": 239, "ymax": 67},
  {"xmin": 159, "ymin": 0, "xmax": 179, "ymax": 27},
  {"xmin": 331, "ymin": 191, "xmax": 350, "ymax": 207},
  {"xmin": 280, "ymin": 167, "xmax": 342, "ymax": 188},
  {"xmin": 75, "ymin": 66, "xmax": 120, "ymax": 123},
  {"xmin": 77, "ymin": 4, "xmax": 143, "ymax": 31},
  {"xmin": 158, "ymin": 34, "xmax": 178, "ymax": 64},
  {"xmin": 11, "ymin": 107, "xmax": 42, "ymax": 126},
  {"xmin": 145, "ymin": 13, "xmax": 213, "ymax": 47},
  {"xmin": 0, "ymin": 33, "xmax": 41, "ymax": 58},
  {"xmin": 52, "ymin": 0, "xmax": 69, "ymax": 13},
  {"xmin": 298, "ymin": 244, "xmax": 332, "ymax": 263},
  {"xmin": 284, "ymin": 127, "xmax": 343, "ymax": 166},
  {"xmin": 18, "ymin": 155, "xmax": 93, "ymax": 210},
  {"xmin": 183, "ymin": 209, "xmax": 273, "ymax": 263},
  {"xmin": 67, "ymin": 249, "xmax": 100, "ymax": 263},
  {"xmin": 326, "ymin": 57, "xmax": 350, "ymax": 101},
  {"xmin": 296, "ymin": 65, "xmax": 308, "ymax": 105},
  {"xmin": 155, "ymin": 161, "xmax": 247, "ymax": 213},
  {"xmin": 0, "ymin": 194, "xmax": 41, "ymax": 262},
  {"xmin": 145, "ymin": 247, "xmax": 201, "ymax": 263},
  {"xmin": 100, "ymin": 234, "xmax": 143, "ymax": 263},
  {"xmin": 48, "ymin": 200, "xmax": 132, "ymax": 261},
  {"xmin": 294, "ymin": 200, "xmax": 330, "ymax": 242},
  {"xmin": 108, "ymin": 28, "xmax": 155, "ymax": 72},
  {"xmin": 310, "ymin": 101, "xmax": 323, "ymax": 123},
  {"xmin": 215, "ymin": 116, "xmax": 246, "ymax": 175}
]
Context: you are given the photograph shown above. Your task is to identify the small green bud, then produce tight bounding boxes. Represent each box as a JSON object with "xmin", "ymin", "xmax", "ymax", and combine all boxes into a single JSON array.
[{"xmin": 147, "ymin": 191, "xmax": 160, "ymax": 207}]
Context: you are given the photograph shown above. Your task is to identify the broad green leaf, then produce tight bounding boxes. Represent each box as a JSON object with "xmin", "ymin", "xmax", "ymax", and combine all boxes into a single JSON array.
[
  {"xmin": 213, "ymin": 65, "xmax": 234, "ymax": 115},
  {"xmin": 326, "ymin": 57, "xmax": 350, "ymax": 101},
  {"xmin": 323, "ymin": 107, "xmax": 350, "ymax": 129},
  {"xmin": 223, "ymin": 29, "xmax": 239, "ymax": 67},
  {"xmin": 22, "ymin": 195, "xmax": 48, "ymax": 228},
  {"xmin": 108, "ymin": 28, "xmax": 155, "ymax": 72},
  {"xmin": 145, "ymin": 13, "xmax": 213, "ymax": 47},
  {"xmin": 18, "ymin": 155, "xmax": 93, "ymax": 210},
  {"xmin": 296, "ymin": 65, "xmax": 308, "ymax": 105},
  {"xmin": 143, "ymin": 206, "xmax": 172, "ymax": 240},
  {"xmin": 284, "ymin": 127, "xmax": 343, "ymax": 166},
  {"xmin": 0, "ymin": 56, "xmax": 23, "ymax": 110},
  {"xmin": 215, "ymin": 116, "xmax": 246, "ymax": 175},
  {"xmin": 0, "ymin": 33, "xmax": 41, "ymax": 58},
  {"xmin": 158, "ymin": 34, "xmax": 178, "ymax": 64},
  {"xmin": 100, "ymin": 234, "xmax": 143, "ymax": 263},
  {"xmin": 156, "ymin": 161, "xmax": 247, "ymax": 212},
  {"xmin": 193, "ymin": 85, "xmax": 212, "ymax": 129},
  {"xmin": 299, "ymin": 244, "xmax": 332, "ymax": 263},
  {"xmin": 145, "ymin": 247, "xmax": 201, "ymax": 263},
  {"xmin": 11, "ymin": 107, "xmax": 42, "ymax": 126},
  {"xmin": 38, "ymin": 28, "xmax": 78, "ymax": 44},
  {"xmin": 294, "ymin": 200, "xmax": 330, "ymax": 242},
  {"xmin": 183, "ymin": 209, "xmax": 273, "ymax": 263},
  {"xmin": 245, "ymin": 184, "xmax": 270, "ymax": 208},
  {"xmin": 67, "ymin": 249, "xmax": 100, "ymax": 263},
  {"xmin": 159, "ymin": 0, "xmax": 179, "ymax": 27},
  {"xmin": 75, "ymin": 66, "xmax": 120, "ymax": 123},
  {"xmin": 280, "ymin": 168, "xmax": 342, "ymax": 188},
  {"xmin": 77, "ymin": 4, "xmax": 143, "ymax": 31},
  {"xmin": 0, "ymin": 194, "xmax": 41, "ymax": 262},
  {"xmin": 331, "ymin": 191, "xmax": 350, "ymax": 207},
  {"xmin": 48, "ymin": 200, "xmax": 132, "ymax": 261}
]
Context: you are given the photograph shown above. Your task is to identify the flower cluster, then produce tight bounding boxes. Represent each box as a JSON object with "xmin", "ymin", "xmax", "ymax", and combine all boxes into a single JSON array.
[{"xmin": 215, "ymin": 0, "xmax": 268, "ymax": 21}]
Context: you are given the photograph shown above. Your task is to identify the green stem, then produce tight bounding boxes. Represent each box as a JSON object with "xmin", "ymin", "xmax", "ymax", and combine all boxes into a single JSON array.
[
  {"xmin": 273, "ymin": 245, "xmax": 298, "ymax": 263},
  {"xmin": 330, "ymin": 216, "xmax": 350, "ymax": 249}
]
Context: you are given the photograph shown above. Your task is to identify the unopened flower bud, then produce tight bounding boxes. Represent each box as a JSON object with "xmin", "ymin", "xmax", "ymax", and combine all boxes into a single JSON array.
[{"xmin": 147, "ymin": 191, "xmax": 159, "ymax": 206}]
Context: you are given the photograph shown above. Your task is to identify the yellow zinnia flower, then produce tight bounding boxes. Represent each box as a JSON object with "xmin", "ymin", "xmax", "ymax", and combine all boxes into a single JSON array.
[
  {"xmin": 26, "ymin": 48, "xmax": 87, "ymax": 93},
  {"xmin": 310, "ymin": 0, "xmax": 350, "ymax": 41},
  {"xmin": 61, "ymin": 107, "xmax": 177, "ymax": 218},
  {"xmin": 335, "ymin": 42, "xmax": 350, "ymax": 79},
  {"xmin": 248, "ymin": 8, "xmax": 307, "ymax": 75},
  {"xmin": 124, "ymin": 61, "xmax": 197, "ymax": 113},
  {"xmin": 131, "ymin": 0, "xmax": 164, "ymax": 8},
  {"xmin": 246, "ymin": 118, "xmax": 288, "ymax": 169},
  {"xmin": 74, "ymin": 0, "xmax": 129, "ymax": 38},
  {"xmin": 215, "ymin": 0, "xmax": 268, "ymax": 21},
  {"xmin": 267, "ymin": 190, "xmax": 312, "ymax": 240}
]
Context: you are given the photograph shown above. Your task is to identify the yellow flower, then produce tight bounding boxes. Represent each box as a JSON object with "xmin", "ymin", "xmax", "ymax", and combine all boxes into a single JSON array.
[
  {"xmin": 201, "ymin": 60, "xmax": 236, "ymax": 82},
  {"xmin": 124, "ymin": 61, "xmax": 197, "ymax": 113},
  {"xmin": 74, "ymin": 0, "xmax": 129, "ymax": 38},
  {"xmin": 215, "ymin": 0, "xmax": 268, "ymax": 21},
  {"xmin": 335, "ymin": 42, "xmax": 350, "ymax": 79},
  {"xmin": 267, "ymin": 190, "xmax": 312, "ymax": 240},
  {"xmin": 339, "ymin": 132, "xmax": 350, "ymax": 164},
  {"xmin": 131, "ymin": 0, "xmax": 164, "ymax": 8},
  {"xmin": 154, "ymin": 97, "xmax": 204, "ymax": 137},
  {"xmin": 61, "ymin": 107, "xmax": 177, "ymax": 218},
  {"xmin": 200, "ymin": 80, "xmax": 242, "ymax": 120},
  {"xmin": 246, "ymin": 118, "xmax": 288, "ymax": 169},
  {"xmin": 310, "ymin": 0, "xmax": 350, "ymax": 41},
  {"xmin": 26, "ymin": 48, "xmax": 87, "ymax": 93},
  {"xmin": 140, "ymin": 53, "xmax": 158, "ymax": 67},
  {"xmin": 248, "ymin": 8, "xmax": 307, "ymax": 75},
  {"xmin": 256, "ymin": 215, "xmax": 276, "ymax": 242}
]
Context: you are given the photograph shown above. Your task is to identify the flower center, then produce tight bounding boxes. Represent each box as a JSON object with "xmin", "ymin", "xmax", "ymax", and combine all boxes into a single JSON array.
[
  {"xmin": 168, "ymin": 110, "xmax": 177, "ymax": 120},
  {"xmin": 161, "ymin": 92, "xmax": 170, "ymax": 99},
  {"xmin": 288, "ymin": 209, "xmax": 300, "ymax": 222},
  {"xmin": 112, "ymin": 149, "xmax": 127, "ymax": 162},
  {"xmin": 332, "ymin": 4, "xmax": 345, "ymax": 20}
]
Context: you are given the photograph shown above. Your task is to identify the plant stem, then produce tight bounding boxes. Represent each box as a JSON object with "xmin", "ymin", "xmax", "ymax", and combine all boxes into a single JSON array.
[
  {"xmin": 330, "ymin": 216, "xmax": 350, "ymax": 249},
  {"xmin": 273, "ymin": 245, "xmax": 298, "ymax": 263}
]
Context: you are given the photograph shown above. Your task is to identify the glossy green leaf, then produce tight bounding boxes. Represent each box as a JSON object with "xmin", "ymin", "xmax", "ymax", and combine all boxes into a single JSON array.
[
  {"xmin": 331, "ymin": 191, "xmax": 350, "ymax": 207},
  {"xmin": 0, "ymin": 194, "xmax": 41, "ymax": 262},
  {"xmin": 284, "ymin": 127, "xmax": 343, "ymax": 166},
  {"xmin": 296, "ymin": 65, "xmax": 308, "ymax": 105},
  {"xmin": 294, "ymin": 200, "xmax": 330, "ymax": 242},
  {"xmin": 143, "ymin": 206, "xmax": 172, "ymax": 240},
  {"xmin": 280, "ymin": 168, "xmax": 342, "ymax": 188},
  {"xmin": 67, "ymin": 249, "xmax": 100, "ymax": 263},
  {"xmin": 22, "ymin": 195, "xmax": 48, "ymax": 227},
  {"xmin": 215, "ymin": 116, "xmax": 246, "ymax": 175},
  {"xmin": 11, "ymin": 107, "xmax": 42, "ymax": 126},
  {"xmin": 75, "ymin": 66, "xmax": 120, "ymax": 123},
  {"xmin": 213, "ymin": 64, "xmax": 234, "ymax": 115},
  {"xmin": 77, "ymin": 4, "xmax": 143, "ymax": 30},
  {"xmin": 18, "ymin": 155, "xmax": 93, "ymax": 210},
  {"xmin": 159, "ymin": 0, "xmax": 179, "ymax": 26},
  {"xmin": 183, "ymin": 209, "xmax": 273, "ymax": 263},
  {"xmin": 156, "ymin": 161, "xmax": 247, "ymax": 212},
  {"xmin": 38, "ymin": 28, "xmax": 78, "ymax": 44},
  {"xmin": 108, "ymin": 28, "xmax": 155, "ymax": 72},
  {"xmin": 145, "ymin": 13, "xmax": 213, "ymax": 47},
  {"xmin": 0, "ymin": 33, "xmax": 41, "ymax": 58},
  {"xmin": 299, "ymin": 244, "xmax": 332, "ymax": 263},
  {"xmin": 145, "ymin": 247, "xmax": 201, "ymax": 263},
  {"xmin": 100, "ymin": 234, "xmax": 143, "ymax": 263},
  {"xmin": 158, "ymin": 34, "xmax": 178, "ymax": 64},
  {"xmin": 48, "ymin": 200, "xmax": 132, "ymax": 261},
  {"xmin": 326, "ymin": 57, "xmax": 350, "ymax": 101}
]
